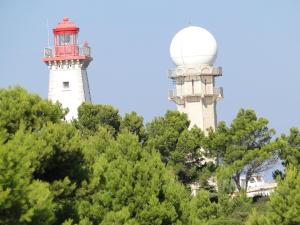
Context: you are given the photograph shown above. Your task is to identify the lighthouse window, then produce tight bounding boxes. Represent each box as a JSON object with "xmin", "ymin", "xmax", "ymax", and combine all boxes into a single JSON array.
[
  {"xmin": 59, "ymin": 35, "xmax": 64, "ymax": 45},
  {"xmin": 64, "ymin": 34, "xmax": 71, "ymax": 44},
  {"xmin": 63, "ymin": 81, "xmax": 69, "ymax": 89},
  {"xmin": 58, "ymin": 34, "xmax": 72, "ymax": 45}
]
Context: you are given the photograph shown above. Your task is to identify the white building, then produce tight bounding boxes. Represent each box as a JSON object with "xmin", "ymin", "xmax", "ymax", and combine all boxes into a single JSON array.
[
  {"xmin": 168, "ymin": 26, "xmax": 223, "ymax": 132},
  {"xmin": 43, "ymin": 17, "xmax": 92, "ymax": 121},
  {"xmin": 240, "ymin": 175, "xmax": 277, "ymax": 197}
]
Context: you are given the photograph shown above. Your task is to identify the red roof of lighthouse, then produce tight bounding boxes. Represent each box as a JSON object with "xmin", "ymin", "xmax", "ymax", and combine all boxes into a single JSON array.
[{"xmin": 53, "ymin": 17, "xmax": 79, "ymax": 33}]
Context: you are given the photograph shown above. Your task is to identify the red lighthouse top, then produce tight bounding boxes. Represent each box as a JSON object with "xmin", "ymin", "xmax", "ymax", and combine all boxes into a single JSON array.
[
  {"xmin": 53, "ymin": 17, "xmax": 79, "ymax": 33},
  {"xmin": 43, "ymin": 17, "xmax": 92, "ymax": 62}
]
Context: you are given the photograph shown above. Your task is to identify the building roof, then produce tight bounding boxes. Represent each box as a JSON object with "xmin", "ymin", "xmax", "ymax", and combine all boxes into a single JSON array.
[{"xmin": 53, "ymin": 17, "xmax": 79, "ymax": 33}]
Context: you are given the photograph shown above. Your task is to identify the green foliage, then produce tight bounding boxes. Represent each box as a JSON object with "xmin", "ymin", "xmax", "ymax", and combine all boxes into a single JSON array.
[
  {"xmin": 208, "ymin": 217, "xmax": 244, "ymax": 225},
  {"xmin": 172, "ymin": 127, "xmax": 205, "ymax": 184},
  {"xmin": 216, "ymin": 166, "xmax": 236, "ymax": 194},
  {"xmin": 120, "ymin": 112, "xmax": 146, "ymax": 142},
  {"xmin": 228, "ymin": 192, "xmax": 252, "ymax": 222},
  {"xmin": 33, "ymin": 123, "xmax": 85, "ymax": 183},
  {"xmin": 32, "ymin": 123, "xmax": 89, "ymax": 224},
  {"xmin": 0, "ymin": 129, "xmax": 55, "ymax": 225},
  {"xmin": 187, "ymin": 190, "xmax": 219, "ymax": 224},
  {"xmin": 208, "ymin": 109, "xmax": 277, "ymax": 192},
  {"xmin": 81, "ymin": 126, "xmax": 113, "ymax": 167},
  {"xmin": 75, "ymin": 131, "xmax": 189, "ymax": 225},
  {"xmin": 146, "ymin": 110, "xmax": 189, "ymax": 163},
  {"xmin": 99, "ymin": 207, "xmax": 135, "ymax": 225},
  {"xmin": 245, "ymin": 208, "xmax": 268, "ymax": 225},
  {"xmin": 215, "ymin": 190, "xmax": 252, "ymax": 223},
  {"xmin": 185, "ymin": 190, "xmax": 253, "ymax": 225},
  {"xmin": 0, "ymin": 86, "xmax": 65, "ymax": 142},
  {"xmin": 247, "ymin": 166, "xmax": 300, "ymax": 225},
  {"xmin": 146, "ymin": 111, "xmax": 210, "ymax": 185},
  {"xmin": 204, "ymin": 121, "xmax": 229, "ymax": 166},
  {"xmin": 2, "ymin": 87, "xmax": 300, "ymax": 225},
  {"xmin": 280, "ymin": 127, "xmax": 300, "ymax": 167},
  {"xmin": 50, "ymin": 177, "xmax": 77, "ymax": 225},
  {"xmin": 76, "ymin": 103, "xmax": 121, "ymax": 135},
  {"xmin": 267, "ymin": 166, "xmax": 300, "ymax": 224}
]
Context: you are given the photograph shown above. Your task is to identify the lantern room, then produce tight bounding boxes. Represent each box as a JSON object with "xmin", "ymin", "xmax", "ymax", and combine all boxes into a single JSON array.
[
  {"xmin": 43, "ymin": 17, "xmax": 92, "ymax": 62},
  {"xmin": 53, "ymin": 17, "xmax": 79, "ymax": 57}
]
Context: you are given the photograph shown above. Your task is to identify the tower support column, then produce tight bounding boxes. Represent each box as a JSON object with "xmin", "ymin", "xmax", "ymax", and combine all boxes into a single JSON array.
[{"xmin": 168, "ymin": 65, "xmax": 223, "ymax": 132}]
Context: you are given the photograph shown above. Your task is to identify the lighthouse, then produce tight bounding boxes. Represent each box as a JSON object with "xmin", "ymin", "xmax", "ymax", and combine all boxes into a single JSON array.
[
  {"xmin": 168, "ymin": 26, "xmax": 223, "ymax": 132},
  {"xmin": 43, "ymin": 17, "xmax": 92, "ymax": 121}
]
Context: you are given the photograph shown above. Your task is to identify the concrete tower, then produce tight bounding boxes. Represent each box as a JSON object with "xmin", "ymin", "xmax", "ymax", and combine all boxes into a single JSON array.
[
  {"xmin": 168, "ymin": 26, "xmax": 223, "ymax": 132},
  {"xmin": 43, "ymin": 17, "xmax": 92, "ymax": 121}
]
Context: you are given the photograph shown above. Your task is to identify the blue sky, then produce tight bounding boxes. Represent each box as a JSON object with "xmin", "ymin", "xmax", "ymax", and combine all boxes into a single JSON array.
[{"xmin": 1, "ymin": 0, "xmax": 299, "ymax": 136}]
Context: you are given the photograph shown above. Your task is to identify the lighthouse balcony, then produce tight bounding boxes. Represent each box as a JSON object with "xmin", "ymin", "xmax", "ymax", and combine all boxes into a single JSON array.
[{"xmin": 43, "ymin": 45, "xmax": 92, "ymax": 61}]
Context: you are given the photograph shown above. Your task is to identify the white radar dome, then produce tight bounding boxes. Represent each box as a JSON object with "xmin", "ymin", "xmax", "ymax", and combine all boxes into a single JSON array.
[{"xmin": 170, "ymin": 26, "xmax": 218, "ymax": 66}]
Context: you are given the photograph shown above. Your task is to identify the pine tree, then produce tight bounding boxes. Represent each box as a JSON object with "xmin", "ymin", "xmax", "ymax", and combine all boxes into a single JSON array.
[{"xmin": 247, "ymin": 166, "xmax": 300, "ymax": 225}]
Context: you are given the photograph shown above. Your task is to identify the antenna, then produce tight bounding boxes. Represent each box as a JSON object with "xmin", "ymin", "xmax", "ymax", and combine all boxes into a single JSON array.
[{"xmin": 46, "ymin": 19, "xmax": 50, "ymax": 47}]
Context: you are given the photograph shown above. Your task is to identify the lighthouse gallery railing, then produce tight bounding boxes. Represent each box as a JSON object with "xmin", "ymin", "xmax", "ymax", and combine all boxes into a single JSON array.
[{"xmin": 44, "ymin": 45, "xmax": 91, "ymax": 58}]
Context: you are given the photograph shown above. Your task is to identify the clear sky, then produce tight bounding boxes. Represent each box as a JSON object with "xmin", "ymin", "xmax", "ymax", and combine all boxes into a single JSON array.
[{"xmin": 1, "ymin": 0, "xmax": 299, "ymax": 136}]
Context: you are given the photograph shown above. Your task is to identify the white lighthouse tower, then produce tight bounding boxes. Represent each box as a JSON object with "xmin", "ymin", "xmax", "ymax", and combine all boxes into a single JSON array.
[
  {"xmin": 43, "ymin": 17, "xmax": 92, "ymax": 121},
  {"xmin": 168, "ymin": 26, "xmax": 223, "ymax": 132}
]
